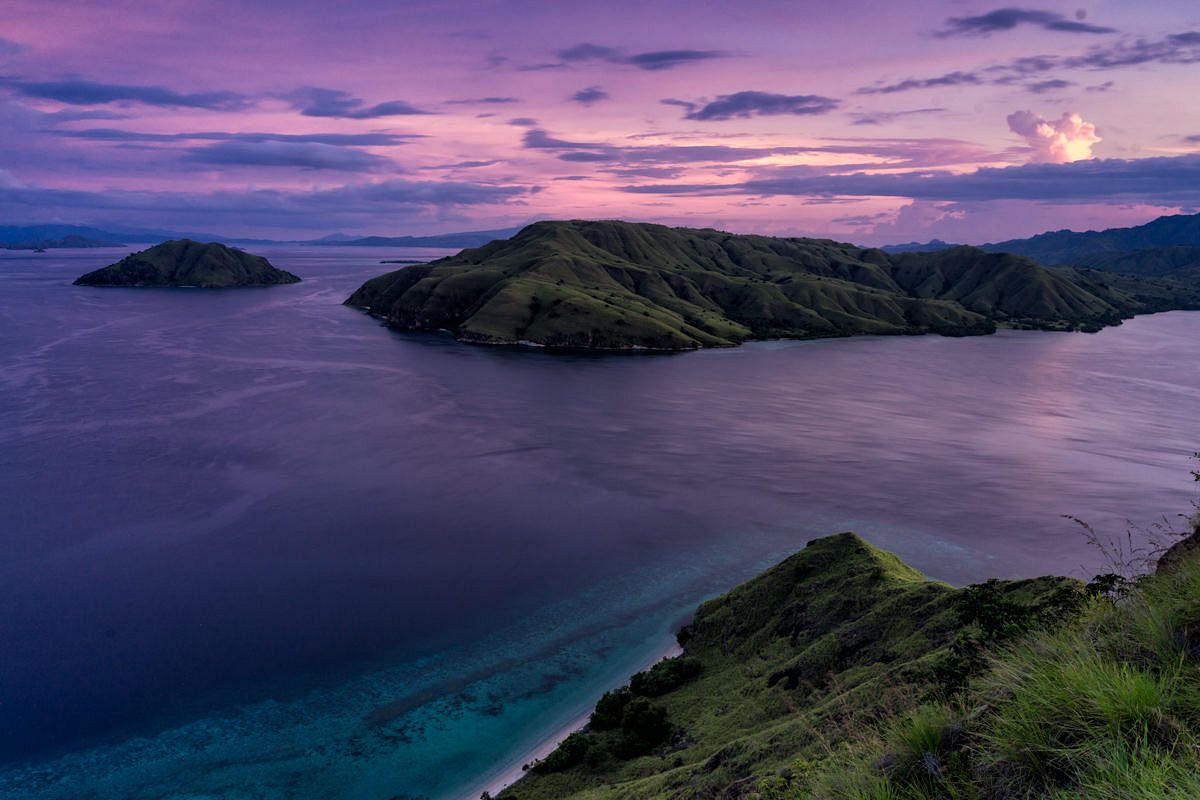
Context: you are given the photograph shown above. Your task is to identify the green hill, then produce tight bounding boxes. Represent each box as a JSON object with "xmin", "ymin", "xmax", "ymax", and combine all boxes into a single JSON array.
[
  {"xmin": 74, "ymin": 240, "xmax": 301, "ymax": 288},
  {"xmin": 346, "ymin": 220, "xmax": 1193, "ymax": 350},
  {"xmin": 497, "ymin": 533, "xmax": 1084, "ymax": 799},
  {"xmin": 501, "ymin": 520, "xmax": 1200, "ymax": 800}
]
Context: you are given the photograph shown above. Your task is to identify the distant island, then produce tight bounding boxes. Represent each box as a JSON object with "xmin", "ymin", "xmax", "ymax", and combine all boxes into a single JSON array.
[
  {"xmin": 3, "ymin": 235, "xmax": 125, "ymax": 250},
  {"xmin": 73, "ymin": 240, "xmax": 301, "ymax": 288},
  {"xmin": 345, "ymin": 219, "xmax": 1200, "ymax": 351}
]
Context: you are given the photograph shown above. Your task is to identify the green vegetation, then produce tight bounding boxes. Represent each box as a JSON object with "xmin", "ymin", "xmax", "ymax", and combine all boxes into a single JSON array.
[
  {"xmin": 346, "ymin": 220, "xmax": 1198, "ymax": 350},
  {"xmin": 74, "ymin": 239, "xmax": 300, "ymax": 287},
  {"xmin": 498, "ymin": 532, "xmax": 1083, "ymax": 799},
  {"xmin": 500, "ymin": 514, "xmax": 1200, "ymax": 800}
]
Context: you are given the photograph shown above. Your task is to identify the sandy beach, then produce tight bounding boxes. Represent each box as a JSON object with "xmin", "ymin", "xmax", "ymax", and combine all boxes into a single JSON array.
[{"xmin": 460, "ymin": 638, "xmax": 684, "ymax": 800}]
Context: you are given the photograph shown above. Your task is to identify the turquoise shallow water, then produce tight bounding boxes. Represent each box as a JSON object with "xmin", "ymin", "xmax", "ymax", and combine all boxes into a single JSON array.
[{"xmin": 2, "ymin": 246, "xmax": 1198, "ymax": 799}]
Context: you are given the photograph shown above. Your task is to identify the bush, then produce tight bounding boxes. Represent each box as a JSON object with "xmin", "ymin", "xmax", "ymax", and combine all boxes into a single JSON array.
[
  {"xmin": 617, "ymin": 697, "xmax": 672, "ymax": 757},
  {"xmin": 589, "ymin": 688, "xmax": 631, "ymax": 731},
  {"xmin": 531, "ymin": 732, "xmax": 589, "ymax": 774},
  {"xmin": 630, "ymin": 657, "xmax": 703, "ymax": 697}
]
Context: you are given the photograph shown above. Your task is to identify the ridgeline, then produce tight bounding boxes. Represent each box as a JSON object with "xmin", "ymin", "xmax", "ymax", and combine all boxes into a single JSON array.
[{"xmin": 346, "ymin": 220, "xmax": 1199, "ymax": 350}]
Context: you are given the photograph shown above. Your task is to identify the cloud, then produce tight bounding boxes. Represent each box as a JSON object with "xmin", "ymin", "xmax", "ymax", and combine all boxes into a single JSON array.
[
  {"xmin": 51, "ymin": 129, "xmax": 418, "ymax": 146},
  {"xmin": 182, "ymin": 141, "xmax": 393, "ymax": 171},
  {"xmin": 569, "ymin": 86, "xmax": 610, "ymax": 105},
  {"xmin": 554, "ymin": 42, "xmax": 728, "ymax": 71},
  {"xmin": 523, "ymin": 127, "xmax": 992, "ymax": 170},
  {"xmin": 508, "ymin": 117, "xmax": 538, "ymax": 126},
  {"xmin": 1026, "ymin": 79, "xmax": 1074, "ymax": 94},
  {"xmin": 936, "ymin": 8, "xmax": 1116, "ymax": 38},
  {"xmin": 858, "ymin": 31, "xmax": 1200, "ymax": 94},
  {"xmin": 0, "ymin": 37, "xmax": 28, "ymax": 61},
  {"xmin": 858, "ymin": 71, "xmax": 983, "ymax": 95},
  {"xmin": 676, "ymin": 91, "xmax": 839, "ymax": 121},
  {"xmin": 444, "ymin": 96, "xmax": 519, "ymax": 104},
  {"xmin": 1006, "ymin": 110, "xmax": 1100, "ymax": 162},
  {"xmin": 1, "ymin": 77, "xmax": 249, "ymax": 109},
  {"xmin": 286, "ymin": 87, "xmax": 432, "ymax": 118},
  {"xmin": 620, "ymin": 153, "xmax": 1200, "ymax": 207},
  {"xmin": 849, "ymin": 108, "xmax": 946, "ymax": 126}
]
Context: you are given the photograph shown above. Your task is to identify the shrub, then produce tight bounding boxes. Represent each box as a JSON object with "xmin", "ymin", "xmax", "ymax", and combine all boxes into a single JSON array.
[
  {"xmin": 630, "ymin": 657, "xmax": 702, "ymax": 697},
  {"xmin": 531, "ymin": 732, "xmax": 589, "ymax": 774},
  {"xmin": 617, "ymin": 697, "xmax": 672, "ymax": 757},
  {"xmin": 589, "ymin": 688, "xmax": 631, "ymax": 731}
]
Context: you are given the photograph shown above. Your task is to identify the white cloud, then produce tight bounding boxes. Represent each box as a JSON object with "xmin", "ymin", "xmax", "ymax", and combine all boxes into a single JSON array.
[{"xmin": 1007, "ymin": 110, "xmax": 1101, "ymax": 163}]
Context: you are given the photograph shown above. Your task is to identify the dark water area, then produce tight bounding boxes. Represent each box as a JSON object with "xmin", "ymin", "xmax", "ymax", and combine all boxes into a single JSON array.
[{"xmin": 1, "ymin": 246, "xmax": 1197, "ymax": 798}]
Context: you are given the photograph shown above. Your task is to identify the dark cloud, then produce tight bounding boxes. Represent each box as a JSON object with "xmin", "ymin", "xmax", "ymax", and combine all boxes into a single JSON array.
[
  {"xmin": 424, "ymin": 159, "xmax": 501, "ymax": 169},
  {"xmin": 859, "ymin": 32, "xmax": 1200, "ymax": 94},
  {"xmin": 1026, "ymin": 79, "xmax": 1074, "ymax": 94},
  {"xmin": 286, "ymin": 87, "xmax": 432, "ymax": 118},
  {"xmin": 51, "ymin": 129, "xmax": 418, "ymax": 146},
  {"xmin": 0, "ymin": 38, "xmax": 29, "ymax": 60},
  {"xmin": 508, "ymin": 117, "xmax": 538, "ymax": 126},
  {"xmin": 444, "ymin": 96, "xmax": 519, "ymax": 104},
  {"xmin": 936, "ymin": 8, "xmax": 1116, "ymax": 38},
  {"xmin": 677, "ymin": 91, "xmax": 839, "ymax": 121},
  {"xmin": 523, "ymin": 127, "xmax": 989, "ymax": 170},
  {"xmin": 1185, "ymin": 135, "xmax": 1200, "ymax": 144},
  {"xmin": 858, "ymin": 71, "xmax": 983, "ymax": 95},
  {"xmin": 0, "ymin": 77, "xmax": 250, "ymax": 109},
  {"xmin": 849, "ymin": 108, "xmax": 946, "ymax": 126},
  {"xmin": 619, "ymin": 154, "xmax": 1200, "ymax": 206},
  {"xmin": 569, "ymin": 86, "xmax": 610, "ymax": 105},
  {"xmin": 182, "ymin": 141, "xmax": 393, "ymax": 171},
  {"xmin": 554, "ymin": 42, "xmax": 728, "ymax": 71}
]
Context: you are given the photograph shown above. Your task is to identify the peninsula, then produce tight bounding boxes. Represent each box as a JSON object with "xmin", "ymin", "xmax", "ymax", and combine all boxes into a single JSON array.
[
  {"xmin": 74, "ymin": 240, "xmax": 301, "ymax": 288},
  {"xmin": 345, "ymin": 220, "xmax": 1199, "ymax": 350}
]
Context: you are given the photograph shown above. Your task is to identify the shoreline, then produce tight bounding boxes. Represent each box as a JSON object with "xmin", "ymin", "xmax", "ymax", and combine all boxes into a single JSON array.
[{"xmin": 458, "ymin": 638, "xmax": 684, "ymax": 800}]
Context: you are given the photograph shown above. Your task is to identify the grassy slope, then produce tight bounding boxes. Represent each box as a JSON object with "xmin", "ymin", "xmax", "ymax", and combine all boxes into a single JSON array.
[
  {"xmin": 74, "ymin": 240, "xmax": 300, "ymax": 287},
  {"xmin": 499, "ymin": 533, "xmax": 1076, "ymax": 800},
  {"xmin": 346, "ymin": 221, "xmax": 1190, "ymax": 350}
]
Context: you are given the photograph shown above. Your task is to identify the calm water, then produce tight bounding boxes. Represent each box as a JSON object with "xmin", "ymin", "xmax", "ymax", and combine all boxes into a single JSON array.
[{"xmin": 1, "ymin": 246, "xmax": 1197, "ymax": 799}]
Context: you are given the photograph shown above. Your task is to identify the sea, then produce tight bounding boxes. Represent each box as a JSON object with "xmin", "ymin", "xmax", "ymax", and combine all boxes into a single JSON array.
[{"xmin": 1, "ymin": 245, "xmax": 1197, "ymax": 799}]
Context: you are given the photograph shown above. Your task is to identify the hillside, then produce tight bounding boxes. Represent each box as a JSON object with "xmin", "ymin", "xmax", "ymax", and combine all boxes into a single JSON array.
[
  {"xmin": 345, "ymin": 220, "xmax": 1192, "ymax": 350},
  {"xmin": 502, "ymin": 518, "xmax": 1200, "ymax": 800},
  {"xmin": 73, "ymin": 240, "xmax": 301, "ymax": 288},
  {"xmin": 497, "ymin": 533, "xmax": 1083, "ymax": 799}
]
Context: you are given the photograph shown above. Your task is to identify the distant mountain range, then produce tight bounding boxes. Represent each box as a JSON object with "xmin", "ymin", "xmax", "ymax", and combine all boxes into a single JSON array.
[
  {"xmin": 0, "ymin": 224, "xmax": 524, "ymax": 249},
  {"xmin": 882, "ymin": 212, "xmax": 1200, "ymax": 281},
  {"xmin": 345, "ymin": 219, "xmax": 1200, "ymax": 350}
]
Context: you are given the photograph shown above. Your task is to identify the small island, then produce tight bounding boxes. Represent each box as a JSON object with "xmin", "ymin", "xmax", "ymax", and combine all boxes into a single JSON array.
[{"xmin": 73, "ymin": 240, "xmax": 301, "ymax": 288}]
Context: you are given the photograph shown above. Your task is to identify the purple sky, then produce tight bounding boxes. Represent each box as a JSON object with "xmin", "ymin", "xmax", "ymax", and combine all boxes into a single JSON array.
[{"xmin": 2, "ymin": 0, "xmax": 1200, "ymax": 243}]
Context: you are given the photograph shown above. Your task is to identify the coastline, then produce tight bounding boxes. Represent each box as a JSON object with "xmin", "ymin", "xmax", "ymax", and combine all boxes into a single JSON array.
[{"xmin": 459, "ymin": 638, "xmax": 684, "ymax": 800}]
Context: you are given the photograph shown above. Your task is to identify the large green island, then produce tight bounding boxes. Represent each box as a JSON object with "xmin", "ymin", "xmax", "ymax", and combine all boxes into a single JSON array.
[
  {"xmin": 499, "ymin": 521, "xmax": 1200, "ymax": 799},
  {"xmin": 74, "ymin": 240, "xmax": 301, "ymax": 288},
  {"xmin": 345, "ymin": 220, "xmax": 1200, "ymax": 350}
]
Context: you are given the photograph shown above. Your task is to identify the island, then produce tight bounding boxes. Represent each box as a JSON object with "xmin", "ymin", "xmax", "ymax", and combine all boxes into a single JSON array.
[
  {"xmin": 345, "ymin": 220, "xmax": 1200, "ymax": 350},
  {"xmin": 501, "ymin": 518, "xmax": 1200, "ymax": 800},
  {"xmin": 73, "ymin": 240, "xmax": 301, "ymax": 288},
  {"xmin": 4, "ymin": 234, "xmax": 125, "ymax": 250}
]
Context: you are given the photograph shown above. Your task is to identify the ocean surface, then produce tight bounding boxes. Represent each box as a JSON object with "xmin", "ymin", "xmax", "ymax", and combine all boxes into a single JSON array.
[{"xmin": 2, "ymin": 245, "xmax": 1198, "ymax": 799}]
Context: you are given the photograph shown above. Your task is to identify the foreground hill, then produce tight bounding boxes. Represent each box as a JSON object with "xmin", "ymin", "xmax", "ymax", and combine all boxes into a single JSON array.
[
  {"xmin": 74, "ymin": 240, "xmax": 300, "ymax": 288},
  {"xmin": 499, "ymin": 533, "xmax": 1083, "ymax": 799},
  {"xmin": 503, "ymin": 521, "xmax": 1200, "ymax": 800},
  {"xmin": 345, "ymin": 220, "xmax": 1195, "ymax": 350}
]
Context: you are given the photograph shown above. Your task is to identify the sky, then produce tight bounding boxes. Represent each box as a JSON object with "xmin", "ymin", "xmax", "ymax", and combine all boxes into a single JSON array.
[{"xmin": 1, "ymin": 0, "xmax": 1200, "ymax": 244}]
